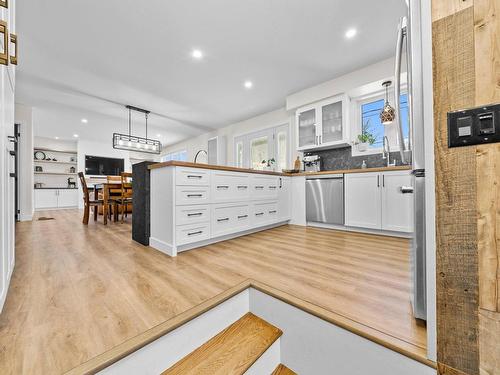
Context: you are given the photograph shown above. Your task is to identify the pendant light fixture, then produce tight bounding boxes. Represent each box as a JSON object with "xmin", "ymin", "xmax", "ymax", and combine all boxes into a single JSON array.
[
  {"xmin": 113, "ymin": 105, "xmax": 162, "ymax": 154},
  {"xmin": 380, "ymin": 80, "xmax": 396, "ymax": 125}
]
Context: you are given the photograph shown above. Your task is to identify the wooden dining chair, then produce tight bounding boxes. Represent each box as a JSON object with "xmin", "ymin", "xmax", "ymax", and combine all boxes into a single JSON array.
[
  {"xmin": 78, "ymin": 172, "xmax": 104, "ymax": 225},
  {"xmin": 106, "ymin": 175, "xmax": 123, "ymax": 221},
  {"xmin": 118, "ymin": 172, "xmax": 133, "ymax": 223}
]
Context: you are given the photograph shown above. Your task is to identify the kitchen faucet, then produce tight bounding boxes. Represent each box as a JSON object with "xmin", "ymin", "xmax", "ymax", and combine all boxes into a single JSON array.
[
  {"xmin": 382, "ymin": 136, "xmax": 396, "ymax": 167},
  {"xmin": 194, "ymin": 149, "xmax": 208, "ymax": 164}
]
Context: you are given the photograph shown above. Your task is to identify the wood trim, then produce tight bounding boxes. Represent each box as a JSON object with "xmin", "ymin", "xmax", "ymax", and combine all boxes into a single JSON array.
[
  {"xmin": 432, "ymin": 6, "xmax": 479, "ymax": 375},
  {"xmin": 148, "ymin": 160, "xmax": 410, "ymax": 176},
  {"xmin": 64, "ymin": 279, "xmax": 436, "ymax": 375}
]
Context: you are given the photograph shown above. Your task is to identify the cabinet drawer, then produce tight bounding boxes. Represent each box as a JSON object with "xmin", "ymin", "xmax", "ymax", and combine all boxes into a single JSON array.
[
  {"xmin": 176, "ymin": 223, "xmax": 210, "ymax": 245},
  {"xmin": 211, "ymin": 203, "xmax": 251, "ymax": 237},
  {"xmin": 252, "ymin": 201, "xmax": 278, "ymax": 227},
  {"xmin": 175, "ymin": 186, "xmax": 210, "ymax": 205},
  {"xmin": 176, "ymin": 205, "xmax": 210, "ymax": 226},
  {"xmin": 176, "ymin": 167, "xmax": 210, "ymax": 186},
  {"xmin": 250, "ymin": 175, "xmax": 279, "ymax": 200},
  {"xmin": 211, "ymin": 171, "xmax": 250, "ymax": 203}
]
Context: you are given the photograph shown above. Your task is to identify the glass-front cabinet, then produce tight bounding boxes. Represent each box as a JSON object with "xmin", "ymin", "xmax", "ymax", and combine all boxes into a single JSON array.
[{"xmin": 296, "ymin": 94, "xmax": 349, "ymax": 151}]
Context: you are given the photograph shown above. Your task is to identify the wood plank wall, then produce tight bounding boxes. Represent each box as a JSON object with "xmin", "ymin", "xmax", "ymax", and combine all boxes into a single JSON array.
[{"xmin": 432, "ymin": 0, "xmax": 500, "ymax": 374}]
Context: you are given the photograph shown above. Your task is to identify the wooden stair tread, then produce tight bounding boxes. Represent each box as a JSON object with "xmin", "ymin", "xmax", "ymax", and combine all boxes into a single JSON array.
[
  {"xmin": 271, "ymin": 364, "xmax": 297, "ymax": 375},
  {"xmin": 162, "ymin": 312, "xmax": 282, "ymax": 375}
]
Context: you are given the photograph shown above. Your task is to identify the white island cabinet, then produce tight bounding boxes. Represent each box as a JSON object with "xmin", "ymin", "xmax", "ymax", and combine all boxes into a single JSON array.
[{"xmin": 149, "ymin": 165, "xmax": 291, "ymax": 256}]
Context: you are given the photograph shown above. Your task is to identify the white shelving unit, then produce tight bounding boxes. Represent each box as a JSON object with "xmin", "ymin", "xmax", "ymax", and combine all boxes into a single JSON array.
[{"xmin": 34, "ymin": 147, "xmax": 79, "ymax": 210}]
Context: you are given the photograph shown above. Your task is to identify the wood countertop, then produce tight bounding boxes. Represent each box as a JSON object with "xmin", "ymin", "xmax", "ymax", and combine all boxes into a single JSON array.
[{"xmin": 148, "ymin": 161, "xmax": 411, "ymax": 176}]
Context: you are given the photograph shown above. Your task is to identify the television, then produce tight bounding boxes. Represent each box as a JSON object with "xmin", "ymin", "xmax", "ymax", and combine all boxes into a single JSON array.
[{"xmin": 85, "ymin": 155, "xmax": 124, "ymax": 176}]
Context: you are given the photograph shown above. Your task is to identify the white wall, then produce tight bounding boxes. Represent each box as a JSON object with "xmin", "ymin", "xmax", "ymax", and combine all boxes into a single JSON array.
[
  {"xmin": 163, "ymin": 58, "xmax": 396, "ymax": 169},
  {"xmin": 15, "ymin": 104, "xmax": 34, "ymax": 221}
]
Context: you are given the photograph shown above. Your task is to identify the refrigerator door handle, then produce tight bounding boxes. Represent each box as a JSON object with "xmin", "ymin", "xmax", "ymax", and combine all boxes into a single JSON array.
[{"xmin": 394, "ymin": 17, "xmax": 407, "ymax": 165}]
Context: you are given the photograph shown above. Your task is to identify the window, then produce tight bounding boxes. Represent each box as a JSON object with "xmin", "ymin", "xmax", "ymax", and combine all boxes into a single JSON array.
[
  {"xmin": 233, "ymin": 124, "xmax": 289, "ymax": 171},
  {"xmin": 250, "ymin": 136, "xmax": 269, "ymax": 170},
  {"xmin": 161, "ymin": 150, "xmax": 187, "ymax": 162},
  {"xmin": 357, "ymin": 92, "xmax": 409, "ymax": 153}
]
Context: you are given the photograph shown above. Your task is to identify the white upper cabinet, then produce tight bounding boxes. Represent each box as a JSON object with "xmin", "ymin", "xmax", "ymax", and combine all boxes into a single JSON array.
[{"xmin": 296, "ymin": 94, "xmax": 350, "ymax": 151}]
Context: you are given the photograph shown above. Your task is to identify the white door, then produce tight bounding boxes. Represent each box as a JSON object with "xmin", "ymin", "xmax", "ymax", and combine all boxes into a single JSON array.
[
  {"xmin": 345, "ymin": 172, "xmax": 382, "ymax": 229},
  {"xmin": 381, "ymin": 171, "xmax": 414, "ymax": 232},
  {"xmin": 35, "ymin": 189, "xmax": 58, "ymax": 209},
  {"xmin": 57, "ymin": 189, "xmax": 79, "ymax": 208},
  {"xmin": 277, "ymin": 177, "xmax": 291, "ymax": 221},
  {"xmin": 274, "ymin": 124, "xmax": 289, "ymax": 172},
  {"xmin": 248, "ymin": 128, "xmax": 274, "ymax": 170}
]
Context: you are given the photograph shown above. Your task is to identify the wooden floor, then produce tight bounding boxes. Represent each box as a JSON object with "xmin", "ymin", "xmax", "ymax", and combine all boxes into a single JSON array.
[{"xmin": 0, "ymin": 209, "xmax": 427, "ymax": 374}]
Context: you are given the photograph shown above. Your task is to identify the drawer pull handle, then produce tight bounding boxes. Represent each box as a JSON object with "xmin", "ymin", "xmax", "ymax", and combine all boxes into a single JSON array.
[
  {"xmin": 217, "ymin": 217, "xmax": 229, "ymax": 222},
  {"xmin": 187, "ymin": 212, "xmax": 203, "ymax": 217},
  {"xmin": 237, "ymin": 185, "xmax": 248, "ymax": 189},
  {"xmin": 187, "ymin": 194, "xmax": 203, "ymax": 197},
  {"xmin": 400, "ymin": 186, "xmax": 414, "ymax": 194},
  {"xmin": 187, "ymin": 230, "xmax": 203, "ymax": 236},
  {"xmin": 269, "ymin": 210, "xmax": 277, "ymax": 214},
  {"xmin": 255, "ymin": 212, "xmax": 264, "ymax": 216},
  {"xmin": 255, "ymin": 186, "xmax": 264, "ymax": 190},
  {"xmin": 217, "ymin": 185, "xmax": 229, "ymax": 189},
  {"xmin": 238, "ymin": 214, "xmax": 248, "ymax": 219},
  {"xmin": 187, "ymin": 175, "xmax": 202, "ymax": 179},
  {"xmin": 269, "ymin": 186, "xmax": 277, "ymax": 189}
]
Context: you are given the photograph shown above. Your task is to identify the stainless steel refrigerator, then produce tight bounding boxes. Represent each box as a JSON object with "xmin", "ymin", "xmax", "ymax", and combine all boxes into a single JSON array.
[{"xmin": 394, "ymin": 3, "xmax": 427, "ymax": 320}]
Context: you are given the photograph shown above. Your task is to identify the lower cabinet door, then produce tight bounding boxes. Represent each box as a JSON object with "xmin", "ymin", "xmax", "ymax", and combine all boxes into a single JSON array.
[
  {"xmin": 344, "ymin": 173, "xmax": 382, "ymax": 229},
  {"xmin": 34, "ymin": 189, "xmax": 58, "ymax": 209},
  {"xmin": 176, "ymin": 223, "xmax": 210, "ymax": 245},
  {"xmin": 381, "ymin": 171, "xmax": 414, "ymax": 232},
  {"xmin": 211, "ymin": 203, "xmax": 250, "ymax": 237},
  {"xmin": 57, "ymin": 189, "xmax": 79, "ymax": 208}
]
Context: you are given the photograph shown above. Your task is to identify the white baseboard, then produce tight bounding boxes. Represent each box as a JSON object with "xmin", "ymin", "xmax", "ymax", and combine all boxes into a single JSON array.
[
  {"xmin": 19, "ymin": 214, "xmax": 33, "ymax": 221},
  {"xmin": 306, "ymin": 221, "xmax": 412, "ymax": 238},
  {"xmin": 149, "ymin": 237, "xmax": 176, "ymax": 256}
]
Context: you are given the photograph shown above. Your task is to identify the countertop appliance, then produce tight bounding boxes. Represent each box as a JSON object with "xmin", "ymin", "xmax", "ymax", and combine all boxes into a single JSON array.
[
  {"xmin": 395, "ymin": 4, "xmax": 426, "ymax": 320},
  {"xmin": 305, "ymin": 174, "xmax": 344, "ymax": 225},
  {"xmin": 303, "ymin": 154, "xmax": 321, "ymax": 172}
]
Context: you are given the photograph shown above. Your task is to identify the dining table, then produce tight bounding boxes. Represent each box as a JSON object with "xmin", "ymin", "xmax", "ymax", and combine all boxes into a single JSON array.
[{"xmin": 93, "ymin": 181, "xmax": 122, "ymax": 225}]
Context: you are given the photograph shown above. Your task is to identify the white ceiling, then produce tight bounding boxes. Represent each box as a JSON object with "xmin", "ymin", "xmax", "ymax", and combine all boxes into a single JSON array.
[{"xmin": 16, "ymin": 0, "xmax": 407, "ymax": 145}]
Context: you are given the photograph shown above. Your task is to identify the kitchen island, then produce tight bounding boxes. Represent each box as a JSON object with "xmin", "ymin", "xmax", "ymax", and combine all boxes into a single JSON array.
[
  {"xmin": 148, "ymin": 162, "xmax": 292, "ymax": 256},
  {"xmin": 146, "ymin": 161, "xmax": 411, "ymax": 256}
]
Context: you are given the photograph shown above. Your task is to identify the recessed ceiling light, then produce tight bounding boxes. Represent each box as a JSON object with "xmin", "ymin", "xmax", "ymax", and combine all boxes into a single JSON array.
[
  {"xmin": 55, "ymin": 136, "xmax": 59, "ymax": 140},
  {"xmin": 73, "ymin": 134, "xmax": 79, "ymax": 138},
  {"xmin": 81, "ymin": 118, "xmax": 88, "ymax": 123},
  {"xmin": 156, "ymin": 134, "xmax": 162, "ymax": 137},
  {"xmin": 345, "ymin": 28, "xmax": 357, "ymax": 39},
  {"xmin": 244, "ymin": 80, "xmax": 253, "ymax": 89},
  {"xmin": 191, "ymin": 49, "xmax": 203, "ymax": 60}
]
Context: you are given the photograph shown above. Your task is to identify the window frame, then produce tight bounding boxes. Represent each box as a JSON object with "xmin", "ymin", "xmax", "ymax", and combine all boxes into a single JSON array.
[
  {"xmin": 351, "ymin": 86, "xmax": 408, "ymax": 157},
  {"xmin": 233, "ymin": 122, "xmax": 290, "ymax": 171}
]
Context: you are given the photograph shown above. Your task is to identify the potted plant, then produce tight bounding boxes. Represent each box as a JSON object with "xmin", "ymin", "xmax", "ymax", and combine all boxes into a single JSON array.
[
  {"xmin": 261, "ymin": 158, "xmax": 276, "ymax": 171},
  {"xmin": 356, "ymin": 119, "xmax": 376, "ymax": 152}
]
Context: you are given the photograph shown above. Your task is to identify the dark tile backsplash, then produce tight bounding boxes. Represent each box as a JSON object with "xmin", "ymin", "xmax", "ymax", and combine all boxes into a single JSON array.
[{"xmin": 305, "ymin": 146, "xmax": 412, "ymax": 171}]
